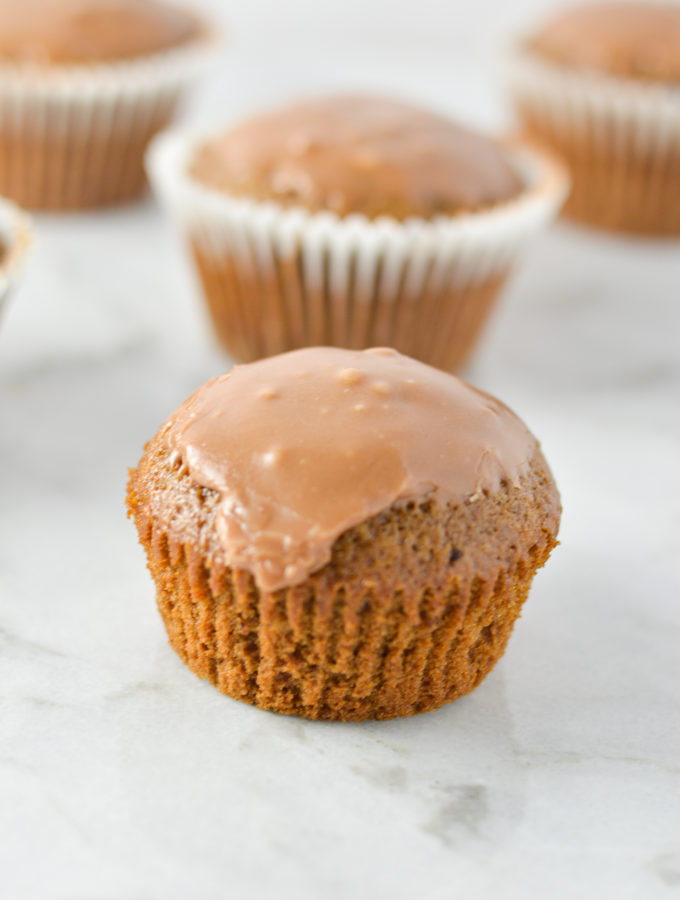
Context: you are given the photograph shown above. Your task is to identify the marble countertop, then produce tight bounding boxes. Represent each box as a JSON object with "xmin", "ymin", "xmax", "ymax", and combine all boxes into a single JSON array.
[{"xmin": 1, "ymin": 2, "xmax": 679, "ymax": 898}]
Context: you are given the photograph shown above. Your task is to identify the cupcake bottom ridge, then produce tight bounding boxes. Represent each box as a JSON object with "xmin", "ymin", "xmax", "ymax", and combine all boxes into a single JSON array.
[
  {"xmin": 192, "ymin": 241, "xmax": 509, "ymax": 371},
  {"xmin": 128, "ymin": 440, "xmax": 559, "ymax": 721}
]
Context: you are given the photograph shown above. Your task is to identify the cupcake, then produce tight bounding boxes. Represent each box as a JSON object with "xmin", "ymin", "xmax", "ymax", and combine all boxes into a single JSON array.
[
  {"xmin": 147, "ymin": 94, "xmax": 568, "ymax": 371},
  {"xmin": 507, "ymin": 2, "xmax": 680, "ymax": 235},
  {"xmin": 0, "ymin": 0, "xmax": 213, "ymax": 210},
  {"xmin": 0, "ymin": 197, "xmax": 32, "ymax": 327},
  {"xmin": 127, "ymin": 346, "xmax": 561, "ymax": 721}
]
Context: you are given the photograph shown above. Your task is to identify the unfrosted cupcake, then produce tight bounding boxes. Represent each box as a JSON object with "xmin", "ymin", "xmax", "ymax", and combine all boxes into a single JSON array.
[
  {"xmin": 127, "ymin": 346, "xmax": 561, "ymax": 721},
  {"xmin": 507, "ymin": 2, "xmax": 680, "ymax": 235},
  {"xmin": 0, "ymin": 0, "xmax": 213, "ymax": 210},
  {"xmin": 0, "ymin": 197, "xmax": 32, "ymax": 328},
  {"xmin": 147, "ymin": 94, "xmax": 567, "ymax": 371}
]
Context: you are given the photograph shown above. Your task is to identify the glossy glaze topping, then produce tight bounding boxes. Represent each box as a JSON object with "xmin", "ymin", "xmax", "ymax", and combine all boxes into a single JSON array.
[
  {"xmin": 166, "ymin": 347, "xmax": 538, "ymax": 591},
  {"xmin": 0, "ymin": 0, "xmax": 202, "ymax": 65},
  {"xmin": 529, "ymin": 2, "xmax": 680, "ymax": 82},
  {"xmin": 190, "ymin": 94, "xmax": 523, "ymax": 220}
]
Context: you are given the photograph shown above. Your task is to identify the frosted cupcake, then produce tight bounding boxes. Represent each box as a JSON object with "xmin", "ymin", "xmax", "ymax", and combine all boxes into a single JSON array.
[
  {"xmin": 0, "ymin": 0, "xmax": 213, "ymax": 210},
  {"xmin": 507, "ymin": 2, "xmax": 680, "ymax": 235},
  {"xmin": 127, "ymin": 346, "xmax": 561, "ymax": 721},
  {"xmin": 147, "ymin": 94, "xmax": 567, "ymax": 370}
]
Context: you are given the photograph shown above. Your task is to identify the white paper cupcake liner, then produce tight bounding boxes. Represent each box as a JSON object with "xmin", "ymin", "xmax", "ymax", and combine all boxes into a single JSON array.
[
  {"xmin": 0, "ymin": 37, "xmax": 215, "ymax": 210},
  {"xmin": 0, "ymin": 198, "xmax": 33, "ymax": 326},
  {"xmin": 147, "ymin": 127, "xmax": 568, "ymax": 369},
  {"xmin": 506, "ymin": 47, "xmax": 680, "ymax": 234}
]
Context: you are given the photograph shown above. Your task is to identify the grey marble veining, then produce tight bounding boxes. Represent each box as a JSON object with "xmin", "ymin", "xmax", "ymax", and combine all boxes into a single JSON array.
[{"xmin": 1, "ymin": 1, "xmax": 680, "ymax": 898}]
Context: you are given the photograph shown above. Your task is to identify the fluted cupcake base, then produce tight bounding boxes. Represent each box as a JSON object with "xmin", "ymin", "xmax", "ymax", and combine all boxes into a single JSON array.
[
  {"xmin": 192, "ymin": 244, "xmax": 508, "ymax": 372},
  {"xmin": 131, "ymin": 493, "xmax": 556, "ymax": 721}
]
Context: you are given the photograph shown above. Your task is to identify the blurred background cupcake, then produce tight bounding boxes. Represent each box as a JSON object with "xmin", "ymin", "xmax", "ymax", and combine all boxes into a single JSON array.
[
  {"xmin": 147, "ymin": 93, "xmax": 567, "ymax": 371},
  {"xmin": 0, "ymin": 197, "xmax": 32, "ymax": 328},
  {"xmin": 507, "ymin": 2, "xmax": 680, "ymax": 236},
  {"xmin": 0, "ymin": 0, "xmax": 215, "ymax": 210}
]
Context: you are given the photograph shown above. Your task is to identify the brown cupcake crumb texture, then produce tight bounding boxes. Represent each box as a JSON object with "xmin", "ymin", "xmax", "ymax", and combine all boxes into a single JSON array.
[
  {"xmin": 127, "ymin": 431, "xmax": 559, "ymax": 721},
  {"xmin": 529, "ymin": 2, "xmax": 680, "ymax": 83},
  {"xmin": 190, "ymin": 95, "xmax": 523, "ymax": 221}
]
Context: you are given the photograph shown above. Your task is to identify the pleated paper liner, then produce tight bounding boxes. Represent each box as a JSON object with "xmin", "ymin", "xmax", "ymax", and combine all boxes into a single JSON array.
[
  {"xmin": 0, "ymin": 37, "xmax": 215, "ymax": 211},
  {"xmin": 131, "ymin": 483, "xmax": 557, "ymax": 722},
  {"xmin": 147, "ymin": 129, "xmax": 568, "ymax": 371},
  {"xmin": 507, "ymin": 48, "xmax": 680, "ymax": 236}
]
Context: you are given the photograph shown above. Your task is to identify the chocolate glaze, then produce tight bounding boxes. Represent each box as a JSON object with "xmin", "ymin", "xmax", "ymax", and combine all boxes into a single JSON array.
[
  {"xmin": 530, "ymin": 2, "xmax": 680, "ymax": 83},
  {"xmin": 166, "ymin": 347, "xmax": 538, "ymax": 592},
  {"xmin": 0, "ymin": 0, "xmax": 202, "ymax": 65},
  {"xmin": 189, "ymin": 94, "xmax": 523, "ymax": 221}
]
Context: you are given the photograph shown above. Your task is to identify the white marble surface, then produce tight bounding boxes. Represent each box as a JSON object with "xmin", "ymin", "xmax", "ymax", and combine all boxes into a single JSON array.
[{"xmin": 2, "ymin": 1, "xmax": 680, "ymax": 898}]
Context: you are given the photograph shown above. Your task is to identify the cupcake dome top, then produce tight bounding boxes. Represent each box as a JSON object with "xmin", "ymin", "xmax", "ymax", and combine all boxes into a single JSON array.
[
  {"xmin": 189, "ymin": 94, "xmax": 524, "ymax": 221},
  {"xmin": 0, "ymin": 0, "xmax": 202, "ymax": 65},
  {"xmin": 164, "ymin": 347, "xmax": 539, "ymax": 591},
  {"xmin": 529, "ymin": 2, "xmax": 680, "ymax": 83}
]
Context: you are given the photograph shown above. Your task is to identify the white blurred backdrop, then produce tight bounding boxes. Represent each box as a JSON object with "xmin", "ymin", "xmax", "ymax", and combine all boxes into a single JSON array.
[{"xmin": 189, "ymin": 0, "xmax": 563, "ymax": 129}]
